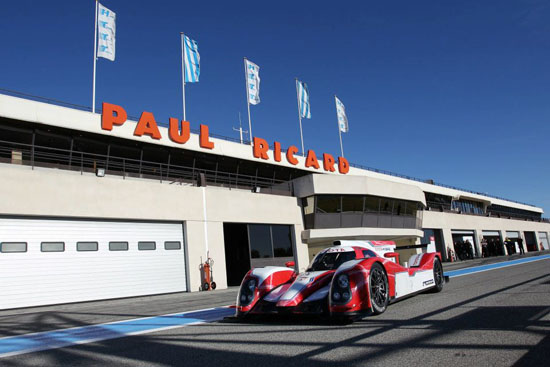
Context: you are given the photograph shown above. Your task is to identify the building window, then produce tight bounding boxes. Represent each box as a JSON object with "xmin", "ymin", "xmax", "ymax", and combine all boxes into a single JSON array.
[
  {"xmin": 109, "ymin": 242, "xmax": 129, "ymax": 251},
  {"xmin": 164, "ymin": 241, "xmax": 182, "ymax": 250},
  {"xmin": 0, "ymin": 242, "xmax": 27, "ymax": 253},
  {"xmin": 41, "ymin": 242, "xmax": 65, "ymax": 252},
  {"xmin": 271, "ymin": 225, "xmax": 293, "ymax": 257},
  {"xmin": 364, "ymin": 197, "xmax": 380, "ymax": 212},
  {"xmin": 77, "ymin": 242, "xmax": 98, "ymax": 251},
  {"xmin": 380, "ymin": 198, "xmax": 393, "ymax": 214},
  {"xmin": 316, "ymin": 195, "xmax": 341, "ymax": 213},
  {"xmin": 341, "ymin": 196, "xmax": 364, "ymax": 213},
  {"xmin": 248, "ymin": 224, "xmax": 272, "ymax": 258},
  {"xmin": 248, "ymin": 224, "xmax": 294, "ymax": 259},
  {"xmin": 138, "ymin": 241, "xmax": 156, "ymax": 251}
]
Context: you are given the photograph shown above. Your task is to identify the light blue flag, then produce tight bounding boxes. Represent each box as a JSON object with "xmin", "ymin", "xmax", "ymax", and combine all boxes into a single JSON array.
[
  {"xmin": 184, "ymin": 35, "xmax": 200, "ymax": 83},
  {"xmin": 296, "ymin": 80, "xmax": 311, "ymax": 119}
]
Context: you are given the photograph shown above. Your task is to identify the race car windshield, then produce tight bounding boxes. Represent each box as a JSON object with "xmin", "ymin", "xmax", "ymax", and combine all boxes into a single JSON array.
[{"xmin": 307, "ymin": 251, "xmax": 356, "ymax": 271}]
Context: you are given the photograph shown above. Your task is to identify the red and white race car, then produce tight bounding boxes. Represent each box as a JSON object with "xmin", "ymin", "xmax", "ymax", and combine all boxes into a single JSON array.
[{"xmin": 236, "ymin": 240, "xmax": 446, "ymax": 320}]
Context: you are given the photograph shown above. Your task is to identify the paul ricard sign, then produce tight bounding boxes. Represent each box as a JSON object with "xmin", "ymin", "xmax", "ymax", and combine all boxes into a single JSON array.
[{"xmin": 101, "ymin": 102, "xmax": 349, "ymax": 175}]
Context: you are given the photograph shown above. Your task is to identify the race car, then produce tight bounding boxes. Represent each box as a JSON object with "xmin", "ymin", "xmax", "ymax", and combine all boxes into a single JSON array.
[{"xmin": 236, "ymin": 240, "xmax": 446, "ymax": 320}]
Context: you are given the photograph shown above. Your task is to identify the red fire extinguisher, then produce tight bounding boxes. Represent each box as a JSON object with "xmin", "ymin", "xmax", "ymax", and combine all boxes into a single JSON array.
[{"xmin": 200, "ymin": 254, "xmax": 216, "ymax": 291}]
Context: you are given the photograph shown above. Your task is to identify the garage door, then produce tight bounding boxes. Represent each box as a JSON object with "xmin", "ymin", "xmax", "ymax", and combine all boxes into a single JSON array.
[{"xmin": 0, "ymin": 218, "xmax": 187, "ymax": 310}]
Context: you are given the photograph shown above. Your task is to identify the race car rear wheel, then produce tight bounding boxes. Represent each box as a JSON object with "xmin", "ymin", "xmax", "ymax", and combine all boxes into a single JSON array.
[
  {"xmin": 369, "ymin": 263, "xmax": 389, "ymax": 315},
  {"xmin": 431, "ymin": 257, "xmax": 444, "ymax": 293}
]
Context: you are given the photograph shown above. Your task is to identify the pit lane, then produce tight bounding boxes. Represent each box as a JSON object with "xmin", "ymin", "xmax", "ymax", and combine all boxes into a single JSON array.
[{"xmin": 1, "ymin": 256, "xmax": 549, "ymax": 366}]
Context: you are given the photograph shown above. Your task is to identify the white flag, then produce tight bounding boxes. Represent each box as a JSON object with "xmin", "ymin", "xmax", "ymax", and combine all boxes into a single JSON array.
[
  {"xmin": 97, "ymin": 3, "xmax": 116, "ymax": 61},
  {"xmin": 335, "ymin": 96, "xmax": 348, "ymax": 132},
  {"xmin": 245, "ymin": 59, "xmax": 260, "ymax": 105}
]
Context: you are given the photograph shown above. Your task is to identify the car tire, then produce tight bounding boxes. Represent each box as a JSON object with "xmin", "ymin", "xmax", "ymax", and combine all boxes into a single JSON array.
[
  {"xmin": 430, "ymin": 257, "xmax": 444, "ymax": 293},
  {"xmin": 369, "ymin": 263, "xmax": 389, "ymax": 315}
]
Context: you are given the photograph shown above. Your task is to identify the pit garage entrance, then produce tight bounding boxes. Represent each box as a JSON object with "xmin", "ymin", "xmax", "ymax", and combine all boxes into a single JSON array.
[
  {"xmin": 539, "ymin": 232, "xmax": 550, "ymax": 250},
  {"xmin": 0, "ymin": 217, "xmax": 187, "ymax": 310},
  {"xmin": 481, "ymin": 230, "xmax": 504, "ymax": 257},
  {"xmin": 223, "ymin": 223, "xmax": 295, "ymax": 286},
  {"xmin": 452, "ymin": 230, "xmax": 478, "ymax": 260}
]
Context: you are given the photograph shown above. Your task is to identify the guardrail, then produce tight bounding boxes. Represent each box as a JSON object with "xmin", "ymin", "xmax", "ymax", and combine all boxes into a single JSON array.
[
  {"xmin": 0, "ymin": 88, "xmax": 536, "ymax": 207},
  {"xmin": 0, "ymin": 138, "xmax": 292, "ymax": 194}
]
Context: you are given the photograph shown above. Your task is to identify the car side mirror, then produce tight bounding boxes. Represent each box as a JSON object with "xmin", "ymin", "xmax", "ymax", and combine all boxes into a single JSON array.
[{"xmin": 285, "ymin": 261, "xmax": 295, "ymax": 268}]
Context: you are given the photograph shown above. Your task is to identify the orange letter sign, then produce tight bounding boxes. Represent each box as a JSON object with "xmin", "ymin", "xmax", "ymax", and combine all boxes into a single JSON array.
[
  {"xmin": 134, "ymin": 112, "xmax": 162, "ymax": 140},
  {"xmin": 199, "ymin": 124, "xmax": 215, "ymax": 149},
  {"xmin": 253, "ymin": 137, "xmax": 269, "ymax": 160},
  {"xmin": 286, "ymin": 145, "xmax": 299, "ymax": 165},
  {"xmin": 273, "ymin": 141, "xmax": 282, "ymax": 162},
  {"xmin": 169, "ymin": 118, "xmax": 190, "ymax": 144},
  {"xmin": 338, "ymin": 157, "xmax": 350, "ymax": 174},
  {"xmin": 305, "ymin": 150, "xmax": 320, "ymax": 169},
  {"xmin": 101, "ymin": 102, "xmax": 127, "ymax": 131},
  {"xmin": 323, "ymin": 153, "xmax": 336, "ymax": 172}
]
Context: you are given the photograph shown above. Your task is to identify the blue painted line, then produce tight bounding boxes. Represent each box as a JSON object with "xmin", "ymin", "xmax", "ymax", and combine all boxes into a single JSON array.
[
  {"xmin": 444, "ymin": 254, "xmax": 550, "ymax": 278},
  {"xmin": 0, "ymin": 306, "xmax": 235, "ymax": 358}
]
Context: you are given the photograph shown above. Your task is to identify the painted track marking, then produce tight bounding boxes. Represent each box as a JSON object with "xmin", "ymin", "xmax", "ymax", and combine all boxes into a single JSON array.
[
  {"xmin": 0, "ymin": 306, "xmax": 234, "ymax": 358},
  {"xmin": 444, "ymin": 254, "xmax": 550, "ymax": 278}
]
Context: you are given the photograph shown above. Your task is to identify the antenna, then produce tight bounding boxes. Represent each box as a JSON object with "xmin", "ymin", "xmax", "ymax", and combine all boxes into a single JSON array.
[{"xmin": 232, "ymin": 112, "xmax": 249, "ymax": 144}]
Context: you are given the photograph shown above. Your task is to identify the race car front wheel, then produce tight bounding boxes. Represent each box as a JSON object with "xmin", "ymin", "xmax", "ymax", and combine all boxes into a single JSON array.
[{"xmin": 369, "ymin": 263, "xmax": 389, "ymax": 315}]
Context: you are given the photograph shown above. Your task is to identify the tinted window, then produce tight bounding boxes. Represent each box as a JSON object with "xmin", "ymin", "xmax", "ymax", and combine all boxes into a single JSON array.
[
  {"xmin": 307, "ymin": 251, "xmax": 356, "ymax": 271},
  {"xmin": 380, "ymin": 198, "xmax": 393, "ymax": 214},
  {"xmin": 138, "ymin": 241, "xmax": 156, "ymax": 251},
  {"xmin": 364, "ymin": 197, "xmax": 380, "ymax": 212},
  {"xmin": 342, "ymin": 196, "xmax": 364, "ymax": 213},
  {"xmin": 77, "ymin": 242, "xmax": 98, "ymax": 251},
  {"xmin": 271, "ymin": 225, "xmax": 293, "ymax": 257},
  {"xmin": 248, "ymin": 224, "xmax": 272, "ymax": 258},
  {"xmin": 1, "ymin": 242, "xmax": 27, "ymax": 253},
  {"xmin": 41, "ymin": 242, "xmax": 65, "ymax": 252},
  {"xmin": 164, "ymin": 241, "xmax": 182, "ymax": 250},
  {"xmin": 316, "ymin": 196, "xmax": 341, "ymax": 213},
  {"xmin": 109, "ymin": 242, "xmax": 129, "ymax": 251}
]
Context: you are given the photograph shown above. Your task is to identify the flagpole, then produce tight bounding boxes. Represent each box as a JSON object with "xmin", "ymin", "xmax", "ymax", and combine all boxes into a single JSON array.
[
  {"xmin": 338, "ymin": 123, "xmax": 344, "ymax": 158},
  {"xmin": 180, "ymin": 32, "xmax": 187, "ymax": 121},
  {"xmin": 244, "ymin": 58, "xmax": 253, "ymax": 145},
  {"xmin": 92, "ymin": 0, "xmax": 99, "ymax": 113},
  {"xmin": 295, "ymin": 79, "xmax": 305, "ymax": 156},
  {"xmin": 336, "ymin": 95, "xmax": 344, "ymax": 157}
]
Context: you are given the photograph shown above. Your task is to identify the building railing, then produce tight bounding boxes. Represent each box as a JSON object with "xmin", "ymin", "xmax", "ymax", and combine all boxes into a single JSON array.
[
  {"xmin": 0, "ymin": 88, "xmax": 537, "ymax": 207},
  {"xmin": 0, "ymin": 138, "xmax": 292, "ymax": 194}
]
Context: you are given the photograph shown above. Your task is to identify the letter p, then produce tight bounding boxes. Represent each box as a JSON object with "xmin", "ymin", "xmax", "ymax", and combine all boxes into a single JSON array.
[{"xmin": 101, "ymin": 102, "xmax": 127, "ymax": 131}]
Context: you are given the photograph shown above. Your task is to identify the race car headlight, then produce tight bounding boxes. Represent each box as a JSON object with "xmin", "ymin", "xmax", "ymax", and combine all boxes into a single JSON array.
[
  {"xmin": 337, "ymin": 274, "xmax": 349, "ymax": 288},
  {"xmin": 332, "ymin": 273, "xmax": 352, "ymax": 304},
  {"xmin": 247, "ymin": 279, "xmax": 256, "ymax": 291},
  {"xmin": 239, "ymin": 278, "xmax": 257, "ymax": 307}
]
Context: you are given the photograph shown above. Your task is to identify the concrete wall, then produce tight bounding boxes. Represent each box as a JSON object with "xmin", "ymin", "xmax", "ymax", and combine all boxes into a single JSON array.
[{"xmin": 0, "ymin": 163, "xmax": 307, "ymax": 292}]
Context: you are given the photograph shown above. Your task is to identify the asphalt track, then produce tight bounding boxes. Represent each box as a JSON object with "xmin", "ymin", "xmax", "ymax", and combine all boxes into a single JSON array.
[{"xmin": 1, "ymin": 256, "xmax": 549, "ymax": 366}]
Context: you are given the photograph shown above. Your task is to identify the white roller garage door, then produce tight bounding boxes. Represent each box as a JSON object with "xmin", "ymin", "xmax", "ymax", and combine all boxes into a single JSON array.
[{"xmin": 0, "ymin": 218, "xmax": 187, "ymax": 310}]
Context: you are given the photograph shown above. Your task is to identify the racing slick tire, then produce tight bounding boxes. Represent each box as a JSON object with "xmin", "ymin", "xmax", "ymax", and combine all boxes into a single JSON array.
[
  {"xmin": 369, "ymin": 263, "xmax": 389, "ymax": 315},
  {"xmin": 429, "ymin": 257, "xmax": 444, "ymax": 293}
]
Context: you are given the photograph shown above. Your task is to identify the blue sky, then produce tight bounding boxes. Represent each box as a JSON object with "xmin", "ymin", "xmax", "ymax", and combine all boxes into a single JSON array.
[{"xmin": 1, "ymin": 1, "xmax": 549, "ymax": 215}]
